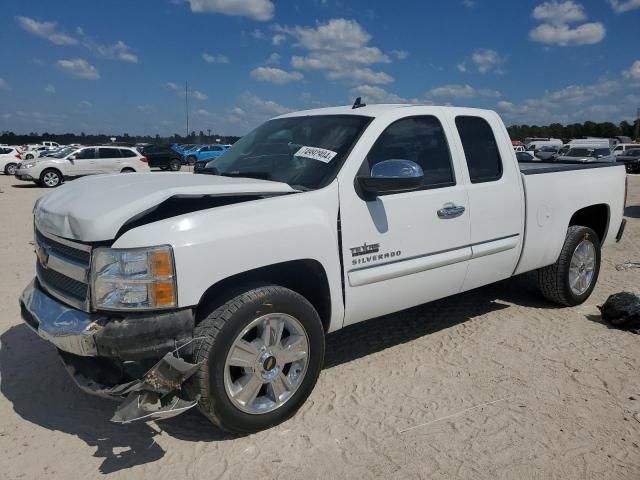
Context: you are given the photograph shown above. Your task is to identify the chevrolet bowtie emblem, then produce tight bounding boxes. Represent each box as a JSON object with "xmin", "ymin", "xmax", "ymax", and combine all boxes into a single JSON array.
[{"xmin": 36, "ymin": 246, "xmax": 50, "ymax": 268}]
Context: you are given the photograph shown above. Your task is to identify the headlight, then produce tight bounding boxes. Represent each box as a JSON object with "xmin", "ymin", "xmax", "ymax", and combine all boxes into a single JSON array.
[
  {"xmin": 91, "ymin": 245, "xmax": 177, "ymax": 310},
  {"xmin": 22, "ymin": 162, "xmax": 36, "ymax": 169}
]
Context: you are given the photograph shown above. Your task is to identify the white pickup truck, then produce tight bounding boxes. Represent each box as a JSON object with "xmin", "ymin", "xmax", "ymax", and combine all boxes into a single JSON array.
[{"xmin": 20, "ymin": 104, "xmax": 627, "ymax": 433}]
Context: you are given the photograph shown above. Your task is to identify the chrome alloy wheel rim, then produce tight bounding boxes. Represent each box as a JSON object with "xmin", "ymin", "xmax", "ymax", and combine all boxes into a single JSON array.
[
  {"xmin": 223, "ymin": 313, "xmax": 310, "ymax": 415},
  {"xmin": 7, "ymin": 164, "xmax": 17, "ymax": 175},
  {"xmin": 569, "ymin": 239, "xmax": 596, "ymax": 295},
  {"xmin": 43, "ymin": 172, "xmax": 59, "ymax": 187}
]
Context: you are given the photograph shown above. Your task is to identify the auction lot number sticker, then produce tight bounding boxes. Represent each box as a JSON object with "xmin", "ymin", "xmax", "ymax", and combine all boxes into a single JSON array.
[{"xmin": 294, "ymin": 146, "xmax": 337, "ymax": 163}]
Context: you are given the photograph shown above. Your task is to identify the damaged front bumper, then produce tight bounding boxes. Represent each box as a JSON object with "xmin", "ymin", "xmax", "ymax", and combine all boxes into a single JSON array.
[{"xmin": 19, "ymin": 279, "xmax": 201, "ymax": 423}]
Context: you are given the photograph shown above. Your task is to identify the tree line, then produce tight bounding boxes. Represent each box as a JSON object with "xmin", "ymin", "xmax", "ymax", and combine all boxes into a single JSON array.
[
  {"xmin": 0, "ymin": 130, "xmax": 241, "ymax": 146},
  {"xmin": 507, "ymin": 120, "xmax": 639, "ymax": 142}
]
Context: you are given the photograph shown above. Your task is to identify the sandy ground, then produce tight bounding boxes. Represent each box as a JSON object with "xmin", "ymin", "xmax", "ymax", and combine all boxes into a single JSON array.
[{"xmin": 0, "ymin": 172, "xmax": 639, "ymax": 480}]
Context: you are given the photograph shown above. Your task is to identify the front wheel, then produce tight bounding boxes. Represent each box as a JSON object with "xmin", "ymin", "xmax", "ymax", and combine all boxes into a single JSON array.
[
  {"xmin": 4, "ymin": 163, "xmax": 17, "ymax": 175},
  {"xmin": 40, "ymin": 169, "xmax": 62, "ymax": 188},
  {"xmin": 537, "ymin": 226, "xmax": 601, "ymax": 306},
  {"xmin": 190, "ymin": 286, "xmax": 325, "ymax": 434}
]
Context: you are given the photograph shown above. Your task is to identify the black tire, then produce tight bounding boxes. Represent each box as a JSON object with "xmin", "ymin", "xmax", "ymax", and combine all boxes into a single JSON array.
[
  {"xmin": 537, "ymin": 226, "xmax": 601, "ymax": 306},
  {"xmin": 40, "ymin": 168, "xmax": 62, "ymax": 188},
  {"xmin": 190, "ymin": 286, "xmax": 325, "ymax": 434},
  {"xmin": 4, "ymin": 163, "xmax": 17, "ymax": 175},
  {"xmin": 169, "ymin": 158, "xmax": 182, "ymax": 171},
  {"xmin": 187, "ymin": 156, "xmax": 197, "ymax": 166}
]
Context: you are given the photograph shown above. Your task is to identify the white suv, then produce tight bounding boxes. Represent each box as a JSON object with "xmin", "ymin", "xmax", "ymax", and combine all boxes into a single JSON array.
[{"xmin": 15, "ymin": 145, "xmax": 151, "ymax": 187}]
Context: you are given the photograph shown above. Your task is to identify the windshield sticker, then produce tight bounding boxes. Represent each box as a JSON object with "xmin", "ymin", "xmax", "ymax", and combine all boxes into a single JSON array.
[{"xmin": 294, "ymin": 146, "xmax": 337, "ymax": 163}]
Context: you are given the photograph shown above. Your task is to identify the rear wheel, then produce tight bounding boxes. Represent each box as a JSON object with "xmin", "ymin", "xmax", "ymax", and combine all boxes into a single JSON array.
[
  {"xmin": 169, "ymin": 159, "xmax": 182, "ymax": 171},
  {"xmin": 4, "ymin": 163, "xmax": 17, "ymax": 175},
  {"xmin": 537, "ymin": 226, "xmax": 601, "ymax": 306},
  {"xmin": 190, "ymin": 286, "xmax": 325, "ymax": 434},
  {"xmin": 40, "ymin": 169, "xmax": 62, "ymax": 188},
  {"xmin": 187, "ymin": 156, "xmax": 196, "ymax": 166}
]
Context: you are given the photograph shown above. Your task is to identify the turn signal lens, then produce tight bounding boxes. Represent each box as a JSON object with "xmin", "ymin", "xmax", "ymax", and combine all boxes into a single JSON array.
[
  {"xmin": 152, "ymin": 250, "xmax": 172, "ymax": 276},
  {"xmin": 153, "ymin": 282, "xmax": 175, "ymax": 307}
]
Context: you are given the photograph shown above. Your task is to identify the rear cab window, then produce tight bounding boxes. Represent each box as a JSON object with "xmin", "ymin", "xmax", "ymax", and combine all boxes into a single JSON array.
[{"xmin": 455, "ymin": 116, "xmax": 503, "ymax": 183}]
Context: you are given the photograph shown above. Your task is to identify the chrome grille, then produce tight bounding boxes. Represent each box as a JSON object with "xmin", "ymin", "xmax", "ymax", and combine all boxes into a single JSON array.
[{"xmin": 35, "ymin": 226, "xmax": 92, "ymax": 311}]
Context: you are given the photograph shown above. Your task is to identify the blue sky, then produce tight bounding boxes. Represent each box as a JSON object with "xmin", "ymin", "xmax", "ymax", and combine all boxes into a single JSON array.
[{"xmin": 0, "ymin": 0, "xmax": 639, "ymax": 136}]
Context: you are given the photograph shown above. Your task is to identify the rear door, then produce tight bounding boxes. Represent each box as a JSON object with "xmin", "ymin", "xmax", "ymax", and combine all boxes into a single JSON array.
[
  {"xmin": 447, "ymin": 112, "xmax": 524, "ymax": 291},
  {"xmin": 339, "ymin": 113, "xmax": 471, "ymax": 325},
  {"xmin": 97, "ymin": 147, "xmax": 123, "ymax": 173}
]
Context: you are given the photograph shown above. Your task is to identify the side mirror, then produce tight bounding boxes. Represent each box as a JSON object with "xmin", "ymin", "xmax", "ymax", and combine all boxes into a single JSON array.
[
  {"xmin": 357, "ymin": 159, "xmax": 424, "ymax": 198},
  {"xmin": 68, "ymin": 155, "xmax": 76, "ymax": 161}
]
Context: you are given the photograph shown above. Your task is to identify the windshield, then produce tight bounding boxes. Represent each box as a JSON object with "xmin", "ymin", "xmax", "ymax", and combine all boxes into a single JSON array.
[
  {"xmin": 50, "ymin": 147, "xmax": 76, "ymax": 158},
  {"xmin": 201, "ymin": 115, "xmax": 371, "ymax": 190}
]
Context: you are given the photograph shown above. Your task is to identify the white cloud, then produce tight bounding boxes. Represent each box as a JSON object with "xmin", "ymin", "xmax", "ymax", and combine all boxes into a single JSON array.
[
  {"xmin": 136, "ymin": 104, "xmax": 154, "ymax": 113},
  {"xmin": 0, "ymin": 78, "xmax": 11, "ymax": 91},
  {"xmin": 272, "ymin": 34, "xmax": 286, "ymax": 45},
  {"xmin": 458, "ymin": 49, "xmax": 506, "ymax": 74},
  {"xmin": 265, "ymin": 53, "xmax": 281, "ymax": 65},
  {"xmin": 495, "ymin": 77, "xmax": 632, "ymax": 124},
  {"xmin": 15, "ymin": 16, "xmax": 77, "ymax": 45},
  {"xmin": 226, "ymin": 92, "xmax": 292, "ymax": 130},
  {"xmin": 251, "ymin": 67, "xmax": 303, "ymax": 84},
  {"xmin": 191, "ymin": 90, "xmax": 208, "ymax": 101},
  {"xmin": 187, "ymin": 0, "xmax": 274, "ymax": 20},
  {"xmin": 95, "ymin": 40, "xmax": 138, "ymax": 63},
  {"xmin": 350, "ymin": 85, "xmax": 411, "ymax": 104},
  {"xmin": 79, "ymin": 100, "xmax": 93, "ymax": 108},
  {"xmin": 44, "ymin": 84, "xmax": 56, "ymax": 93},
  {"xmin": 529, "ymin": 22, "xmax": 605, "ymax": 46},
  {"xmin": 57, "ymin": 59, "xmax": 100, "ymax": 80},
  {"xmin": 608, "ymin": 0, "xmax": 640, "ymax": 13},
  {"xmin": 165, "ymin": 82, "xmax": 181, "ymax": 91},
  {"xmin": 250, "ymin": 29, "xmax": 265, "ymax": 39},
  {"xmin": 194, "ymin": 108, "xmax": 210, "ymax": 116},
  {"xmin": 281, "ymin": 18, "xmax": 394, "ymax": 85},
  {"xmin": 390, "ymin": 49, "xmax": 408, "ymax": 60},
  {"xmin": 532, "ymin": 1, "xmax": 586, "ymax": 24},
  {"xmin": 623, "ymin": 60, "xmax": 640, "ymax": 80},
  {"xmin": 429, "ymin": 84, "xmax": 501, "ymax": 98},
  {"xmin": 202, "ymin": 52, "xmax": 230, "ymax": 63},
  {"xmin": 529, "ymin": 1, "xmax": 605, "ymax": 46},
  {"xmin": 462, "ymin": 0, "xmax": 477, "ymax": 7}
]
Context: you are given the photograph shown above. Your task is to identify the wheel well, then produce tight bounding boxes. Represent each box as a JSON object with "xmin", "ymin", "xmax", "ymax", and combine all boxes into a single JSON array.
[
  {"xmin": 121, "ymin": 167, "xmax": 135, "ymax": 173},
  {"xmin": 4, "ymin": 162, "xmax": 17, "ymax": 171},
  {"xmin": 196, "ymin": 259, "xmax": 332, "ymax": 332},
  {"xmin": 40, "ymin": 167, "xmax": 62, "ymax": 179},
  {"xmin": 569, "ymin": 204, "xmax": 609, "ymax": 242}
]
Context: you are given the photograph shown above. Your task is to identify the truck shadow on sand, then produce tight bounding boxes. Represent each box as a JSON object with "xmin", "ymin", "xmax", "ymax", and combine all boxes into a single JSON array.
[{"xmin": 0, "ymin": 274, "xmax": 551, "ymax": 472}]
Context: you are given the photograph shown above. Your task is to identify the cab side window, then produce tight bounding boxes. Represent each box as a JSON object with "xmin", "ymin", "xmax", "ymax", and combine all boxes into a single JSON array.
[
  {"xmin": 366, "ymin": 116, "xmax": 455, "ymax": 189},
  {"xmin": 455, "ymin": 116, "xmax": 503, "ymax": 183},
  {"xmin": 75, "ymin": 148, "xmax": 95, "ymax": 159}
]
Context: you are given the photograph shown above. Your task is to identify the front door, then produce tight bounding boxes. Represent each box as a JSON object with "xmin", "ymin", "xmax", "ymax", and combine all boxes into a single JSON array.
[
  {"xmin": 68, "ymin": 147, "xmax": 97, "ymax": 176},
  {"xmin": 339, "ymin": 115, "xmax": 471, "ymax": 326},
  {"xmin": 97, "ymin": 147, "xmax": 123, "ymax": 173}
]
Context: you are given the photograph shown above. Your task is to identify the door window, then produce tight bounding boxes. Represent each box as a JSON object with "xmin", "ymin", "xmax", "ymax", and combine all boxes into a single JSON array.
[
  {"xmin": 119, "ymin": 148, "xmax": 137, "ymax": 157},
  {"xmin": 455, "ymin": 116, "xmax": 503, "ymax": 183},
  {"xmin": 366, "ymin": 116, "xmax": 455, "ymax": 189},
  {"xmin": 74, "ymin": 148, "xmax": 96, "ymax": 159},
  {"xmin": 98, "ymin": 148, "xmax": 122, "ymax": 158}
]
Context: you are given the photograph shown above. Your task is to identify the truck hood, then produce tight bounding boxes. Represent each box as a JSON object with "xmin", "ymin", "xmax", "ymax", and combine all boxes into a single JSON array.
[{"xmin": 35, "ymin": 173, "xmax": 297, "ymax": 242}]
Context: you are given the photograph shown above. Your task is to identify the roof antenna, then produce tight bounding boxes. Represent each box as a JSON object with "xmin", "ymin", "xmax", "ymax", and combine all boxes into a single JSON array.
[{"xmin": 352, "ymin": 96, "xmax": 366, "ymax": 109}]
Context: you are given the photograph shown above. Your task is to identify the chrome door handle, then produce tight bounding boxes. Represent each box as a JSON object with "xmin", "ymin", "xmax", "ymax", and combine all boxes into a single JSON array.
[{"xmin": 437, "ymin": 203, "xmax": 465, "ymax": 219}]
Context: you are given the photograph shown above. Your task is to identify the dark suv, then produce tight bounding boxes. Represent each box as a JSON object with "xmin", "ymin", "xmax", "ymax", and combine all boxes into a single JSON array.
[{"xmin": 139, "ymin": 144, "xmax": 183, "ymax": 171}]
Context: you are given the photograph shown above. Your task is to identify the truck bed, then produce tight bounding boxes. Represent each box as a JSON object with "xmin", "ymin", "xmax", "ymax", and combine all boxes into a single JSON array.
[{"xmin": 519, "ymin": 161, "xmax": 620, "ymax": 175}]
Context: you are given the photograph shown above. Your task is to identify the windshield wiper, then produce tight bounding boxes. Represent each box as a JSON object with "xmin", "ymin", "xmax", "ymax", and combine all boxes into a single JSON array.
[{"xmin": 220, "ymin": 171, "xmax": 272, "ymax": 180}]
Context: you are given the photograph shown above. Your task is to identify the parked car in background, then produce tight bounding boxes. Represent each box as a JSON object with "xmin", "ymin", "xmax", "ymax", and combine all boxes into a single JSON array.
[
  {"xmin": 525, "ymin": 138, "xmax": 563, "ymax": 151},
  {"xmin": 513, "ymin": 145, "xmax": 526, "ymax": 153},
  {"xmin": 0, "ymin": 146, "xmax": 22, "ymax": 175},
  {"xmin": 556, "ymin": 147, "xmax": 615, "ymax": 163},
  {"xmin": 183, "ymin": 144, "xmax": 228, "ymax": 165},
  {"xmin": 616, "ymin": 148, "xmax": 640, "ymax": 174},
  {"xmin": 138, "ymin": 144, "xmax": 183, "ymax": 171},
  {"xmin": 15, "ymin": 145, "xmax": 150, "ymax": 187},
  {"xmin": 567, "ymin": 139, "xmax": 611, "ymax": 149},
  {"xmin": 535, "ymin": 145, "xmax": 560, "ymax": 161},
  {"xmin": 612, "ymin": 143, "xmax": 638, "ymax": 156},
  {"xmin": 516, "ymin": 151, "xmax": 536, "ymax": 162},
  {"xmin": 23, "ymin": 146, "xmax": 48, "ymax": 159}
]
